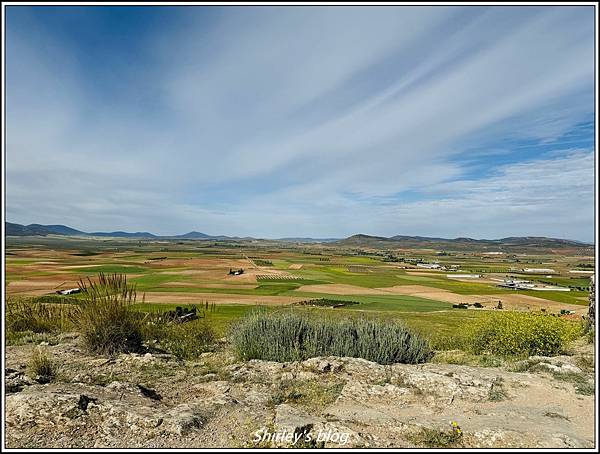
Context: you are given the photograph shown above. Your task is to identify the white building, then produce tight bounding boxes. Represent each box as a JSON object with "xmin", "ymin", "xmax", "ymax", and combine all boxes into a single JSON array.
[
  {"xmin": 416, "ymin": 263, "xmax": 441, "ymax": 269},
  {"xmin": 532, "ymin": 286, "xmax": 571, "ymax": 292},
  {"xmin": 56, "ymin": 288, "xmax": 81, "ymax": 295},
  {"xmin": 498, "ymin": 278, "xmax": 569, "ymax": 292},
  {"xmin": 447, "ymin": 274, "xmax": 482, "ymax": 279},
  {"xmin": 522, "ymin": 268, "xmax": 556, "ymax": 274}
]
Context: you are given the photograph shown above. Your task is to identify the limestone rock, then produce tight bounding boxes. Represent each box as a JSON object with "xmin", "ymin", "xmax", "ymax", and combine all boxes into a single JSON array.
[
  {"xmin": 6, "ymin": 370, "xmax": 34, "ymax": 394},
  {"xmin": 526, "ymin": 356, "xmax": 583, "ymax": 375},
  {"xmin": 302, "ymin": 357, "xmax": 344, "ymax": 374},
  {"xmin": 162, "ymin": 404, "xmax": 206, "ymax": 435},
  {"xmin": 4, "ymin": 342, "xmax": 595, "ymax": 449}
]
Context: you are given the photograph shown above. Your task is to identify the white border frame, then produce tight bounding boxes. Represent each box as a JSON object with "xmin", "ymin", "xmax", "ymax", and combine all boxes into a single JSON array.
[{"xmin": 1, "ymin": 2, "xmax": 598, "ymax": 452}]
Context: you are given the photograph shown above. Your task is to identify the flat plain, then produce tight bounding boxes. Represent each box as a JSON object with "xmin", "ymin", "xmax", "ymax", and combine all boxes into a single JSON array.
[
  {"xmin": 5, "ymin": 235, "xmax": 593, "ymax": 337},
  {"xmin": 4, "ymin": 234, "xmax": 596, "ymax": 449}
]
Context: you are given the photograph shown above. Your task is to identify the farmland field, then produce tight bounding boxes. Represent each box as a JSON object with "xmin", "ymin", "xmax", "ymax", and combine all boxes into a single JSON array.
[{"xmin": 5, "ymin": 235, "xmax": 594, "ymax": 336}]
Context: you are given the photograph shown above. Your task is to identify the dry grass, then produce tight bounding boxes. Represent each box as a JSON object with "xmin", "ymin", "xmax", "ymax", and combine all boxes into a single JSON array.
[
  {"xmin": 142, "ymin": 318, "xmax": 216, "ymax": 360},
  {"xmin": 27, "ymin": 346, "xmax": 56, "ymax": 383},
  {"xmin": 407, "ymin": 425, "xmax": 463, "ymax": 448},
  {"xmin": 74, "ymin": 273, "xmax": 144, "ymax": 355},
  {"xmin": 6, "ymin": 297, "xmax": 76, "ymax": 334},
  {"xmin": 269, "ymin": 378, "xmax": 344, "ymax": 411}
]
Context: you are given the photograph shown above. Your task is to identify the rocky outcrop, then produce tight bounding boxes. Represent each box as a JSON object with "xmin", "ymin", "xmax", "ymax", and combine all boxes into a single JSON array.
[{"xmin": 4, "ymin": 340, "xmax": 596, "ymax": 449}]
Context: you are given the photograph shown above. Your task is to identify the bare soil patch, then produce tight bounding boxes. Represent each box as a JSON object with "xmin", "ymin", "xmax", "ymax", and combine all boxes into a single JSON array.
[
  {"xmin": 376, "ymin": 285, "xmax": 449, "ymax": 295},
  {"xmin": 7, "ymin": 274, "xmax": 144, "ymax": 296},
  {"xmin": 6, "ymin": 276, "xmax": 82, "ymax": 295},
  {"xmin": 61, "ymin": 264, "xmax": 103, "ymax": 269},
  {"xmin": 147, "ymin": 258, "xmax": 248, "ymax": 269},
  {"xmin": 447, "ymin": 277, "xmax": 499, "ymax": 285}
]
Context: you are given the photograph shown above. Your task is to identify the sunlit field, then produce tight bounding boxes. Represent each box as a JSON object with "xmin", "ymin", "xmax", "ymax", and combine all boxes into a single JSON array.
[{"xmin": 6, "ymin": 235, "xmax": 593, "ymax": 339}]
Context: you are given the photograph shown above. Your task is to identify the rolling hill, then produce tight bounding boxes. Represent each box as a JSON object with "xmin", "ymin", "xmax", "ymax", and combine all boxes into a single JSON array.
[
  {"xmin": 6, "ymin": 222, "xmax": 85, "ymax": 237},
  {"xmin": 335, "ymin": 233, "xmax": 592, "ymax": 251},
  {"xmin": 5, "ymin": 222, "xmax": 593, "ymax": 251}
]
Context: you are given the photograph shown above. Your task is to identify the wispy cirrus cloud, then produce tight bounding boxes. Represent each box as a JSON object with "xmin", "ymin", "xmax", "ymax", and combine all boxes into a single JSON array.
[{"xmin": 5, "ymin": 6, "xmax": 595, "ymax": 240}]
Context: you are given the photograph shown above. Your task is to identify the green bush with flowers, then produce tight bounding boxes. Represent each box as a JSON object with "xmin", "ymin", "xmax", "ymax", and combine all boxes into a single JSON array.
[
  {"xmin": 461, "ymin": 311, "xmax": 582, "ymax": 357},
  {"xmin": 432, "ymin": 311, "xmax": 584, "ymax": 357}
]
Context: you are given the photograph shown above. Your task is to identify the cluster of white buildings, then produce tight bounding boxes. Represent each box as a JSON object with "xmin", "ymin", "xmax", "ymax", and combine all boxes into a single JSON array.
[
  {"xmin": 522, "ymin": 268, "xmax": 557, "ymax": 274},
  {"xmin": 447, "ymin": 274, "xmax": 482, "ymax": 279},
  {"xmin": 416, "ymin": 263, "xmax": 441, "ymax": 269},
  {"xmin": 498, "ymin": 278, "xmax": 570, "ymax": 292}
]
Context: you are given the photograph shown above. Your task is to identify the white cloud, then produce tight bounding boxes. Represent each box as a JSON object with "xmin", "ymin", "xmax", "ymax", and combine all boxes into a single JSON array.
[{"xmin": 5, "ymin": 6, "xmax": 595, "ymax": 240}]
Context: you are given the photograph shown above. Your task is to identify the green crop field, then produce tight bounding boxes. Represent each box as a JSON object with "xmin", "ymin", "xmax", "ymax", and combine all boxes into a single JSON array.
[{"xmin": 5, "ymin": 234, "xmax": 593, "ymax": 339}]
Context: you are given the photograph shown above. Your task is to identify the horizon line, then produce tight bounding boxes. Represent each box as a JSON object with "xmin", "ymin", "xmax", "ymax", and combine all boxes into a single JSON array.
[{"xmin": 5, "ymin": 221, "xmax": 595, "ymax": 245}]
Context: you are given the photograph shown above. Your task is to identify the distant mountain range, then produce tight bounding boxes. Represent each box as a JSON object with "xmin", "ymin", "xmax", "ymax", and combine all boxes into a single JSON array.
[
  {"xmin": 5, "ymin": 223, "xmax": 246, "ymax": 241},
  {"xmin": 336, "ymin": 233, "xmax": 593, "ymax": 251},
  {"xmin": 6, "ymin": 223, "xmax": 86, "ymax": 237},
  {"xmin": 5, "ymin": 222, "xmax": 593, "ymax": 249},
  {"xmin": 5, "ymin": 222, "xmax": 334, "ymax": 243},
  {"xmin": 277, "ymin": 237, "xmax": 340, "ymax": 243}
]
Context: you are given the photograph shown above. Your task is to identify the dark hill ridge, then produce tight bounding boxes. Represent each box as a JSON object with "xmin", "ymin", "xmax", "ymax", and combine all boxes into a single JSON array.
[
  {"xmin": 89, "ymin": 231, "xmax": 157, "ymax": 239},
  {"xmin": 4, "ymin": 222, "xmax": 592, "ymax": 249},
  {"xmin": 6, "ymin": 222, "xmax": 254, "ymax": 242},
  {"xmin": 173, "ymin": 231, "xmax": 212, "ymax": 239},
  {"xmin": 27, "ymin": 224, "xmax": 85, "ymax": 236},
  {"xmin": 6, "ymin": 222, "xmax": 86, "ymax": 237},
  {"xmin": 277, "ymin": 237, "xmax": 340, "ymax": 243},
  {"xmin": 336, "ymin": 233, "xmax": 592, "ymax": 251}
]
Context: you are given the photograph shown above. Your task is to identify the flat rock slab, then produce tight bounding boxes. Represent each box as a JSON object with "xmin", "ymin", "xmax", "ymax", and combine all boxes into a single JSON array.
[{"xmin": 4, "ymin": 340, "xmax": 596, "ymax": 449}]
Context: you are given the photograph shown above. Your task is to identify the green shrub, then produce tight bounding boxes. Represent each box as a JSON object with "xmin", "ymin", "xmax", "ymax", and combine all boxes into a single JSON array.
[
  {"xmin": 27, "ymin": 295, "xmax": 81, "ymax": 305},
  {"xmin": 74, "ymin": 273, "xmax": 143, "ymax": 355},
  {"xmin": 295, "ymin": 298, "xmax": 359, "ymax": 308},
  {"xmin": 575, "ymin": 381, "xmax": 595, "ymax": 396},
  {"xmin": 27, "ymin": 346, "xmax": 56, "ymax": 383},
  {"xmin": 231, "ymin": 310, "xmax": 432, "ymax": 365},
  {"xmin": 448, "ymin": 312, "xmax": 582, "ymax": 357},
  {"xmin": 269, "ymin": 379, "xmax": 344, "ymax": 411},
  {"xmin": 574, "ymin": 354, "xmax": 595, "ymax": 373},
  {"xmin": 431, "ymin": 350, "xmax": 503, "ymax": 368},
  {"xmin": 143, "ymin": 318, "xmax": 215, "ymax": 360},
  {"xmin": 408, "ymin": 424, "xmax": 463, "ymax": 448},
  {"xmin": 6, "ymin": 298, "xmax": 76, "ymax": 334},
  {"xmin": 6, "ymin": 331, "xmax": 63, "ymax": 346},
  {"xmin": 585, "ymin": 327, "xmax": 595, "ymax": 344},
  {"xmin": 551, "ymin": 371, "xmax": 595, "ymax": 396},
  {"xmin": 488, "ymin": 378, "xmax": 508, "ymax": 401}
]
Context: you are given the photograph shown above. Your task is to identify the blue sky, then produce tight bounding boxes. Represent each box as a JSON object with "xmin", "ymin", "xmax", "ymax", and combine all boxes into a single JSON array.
[{"xmin": 5, "ymin": 5, "xmax": 596, "ymax": 241}]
